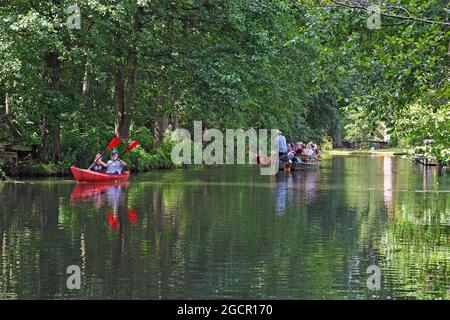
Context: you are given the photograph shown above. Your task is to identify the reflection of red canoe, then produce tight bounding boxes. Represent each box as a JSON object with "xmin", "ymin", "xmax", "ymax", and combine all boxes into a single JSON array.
[
  {"xmin": 70, "ymin": 181, "xmax": 130, "ymax": 201},
  {"xmin": 70, "ymin": 166, "xmax": 130, "ymax": 182}
]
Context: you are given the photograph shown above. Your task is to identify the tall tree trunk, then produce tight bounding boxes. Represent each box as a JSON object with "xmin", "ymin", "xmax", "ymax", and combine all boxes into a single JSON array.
[
  {"xmin": 152, "ymin": 89, "xmax": 168, "ymax": 148},
  {"xmin": 2, "ymin": 92, "xmax": 24, "ymax": 142},
  {"xmin": 82, "ymin": 62, "xmax": 89, "ymax": 105},
  {"xmin": 170, "ymin": 111, "xmax": 179, "ymax": 130},
  {"xmin": 153, "ymin": 116, "xmax": 169, "ymax": 148},
  {"xmin": 114, "ymin": 7, "xmax": 142, "ymax": 141},
  {"xmin": 80, "ymin": 59, "xmax": 90, "ymax": 134},
  {"xmin": 114, "ymin": 68, "xmax": 126, "ymax": 138},
  {"xmin": 5, "ymin": 91, "xmax": 9, "ymax": 114},
  {"xmin": 39, "ymin": 52, "xmax": 61, "ymax": 162},
  {"xmin": 52, "ymin": 115, "xmax": 61, "ymax": 161}
]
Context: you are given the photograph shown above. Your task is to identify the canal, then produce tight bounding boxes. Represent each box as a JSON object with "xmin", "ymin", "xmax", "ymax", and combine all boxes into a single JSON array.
[{"xmin": 0, "ymin": 155, "xmax": 449, "ymax": 299}]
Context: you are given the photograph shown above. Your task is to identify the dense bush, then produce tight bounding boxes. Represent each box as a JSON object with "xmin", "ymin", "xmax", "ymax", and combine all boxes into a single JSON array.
[
  {"xmin": 413, "ymin": 145, "xmax": 450, "ymax": 166},
  {"xmin": 397, "ymin": 103, "xmax": 449, "ymax": 165},
  {"xmin": 126, "ymin": 130, "xmax": 182, "ymax": 171},
  {"xmin": 397, "ymin": 103, "xmax": 449, "ymax": 147},
  {"xmin": 320, "ymin": 136, "xmax": 333, "ymax": 151}
]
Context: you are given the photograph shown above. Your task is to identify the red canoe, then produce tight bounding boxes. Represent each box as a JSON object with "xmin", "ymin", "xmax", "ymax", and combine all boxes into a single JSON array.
[{"xmin": 70, "ymin": 166, "xmax": 130, "ymax": 182}]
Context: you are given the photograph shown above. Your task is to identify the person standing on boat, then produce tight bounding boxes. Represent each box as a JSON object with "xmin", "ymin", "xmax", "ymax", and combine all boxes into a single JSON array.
[
  {"xmin": 274, "ymin": 130, "xmax": 295, "ymax": 163},
  {"xmin": 106, "ymin": 150, "xmax": 127, "ymax": 174},
  {"xmin": 275, "ymin": 130, "xmax": 288, "ymax": 157}
]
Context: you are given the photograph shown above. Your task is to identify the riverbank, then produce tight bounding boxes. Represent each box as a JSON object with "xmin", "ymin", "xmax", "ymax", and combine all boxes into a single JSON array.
[
  {"xmin": 0, "ymin": 159, "xmax": 177, "ymax": 180},
  {"xmin": 0, "ymin": 139, "xmax": 180, "ymax": 179},
  {"xmin": 2, "ymin": 147, "xmax": 448, "ymax": 180},
  {"xmin": 323, "ymin": 148, "xmax": 449, "ymax": 169},
  {"xmin": 322, "ymin": 148, "xmax": 408, "ymax": 156}
]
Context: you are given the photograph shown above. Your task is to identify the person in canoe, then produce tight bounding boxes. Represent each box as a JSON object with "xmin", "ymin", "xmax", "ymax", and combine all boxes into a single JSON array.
[
  {"xmin": 286, "ymin": 143, "xmax": 297, "ymax": 163},
  {"xmin": 89, "ymin": 154, "xmax": 107, "ymax": 173},
  {"xmin": 313, "ymin": 143, "xmax": 320, "ymax": 158},
  {"xmin": 106, "ymin": 150, "xmax": 127, "ymax": 174},
  {"xmin": 306, "ymin": 142, "xmax": 320, "ymax": 162},
  {"xmin": 294, "ymin": 142, "xmax": 303, "ymax": 155}
]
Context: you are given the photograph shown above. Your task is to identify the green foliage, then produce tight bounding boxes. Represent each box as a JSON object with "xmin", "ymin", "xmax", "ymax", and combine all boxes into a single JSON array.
[
  {"xmin": 127, "ymin": 146, "xmax": 153, "ymax": 171},
  {"xmin": 320, "ymin": 136, "xmax": 333, "ymax": 151},
  {"xmin": 344, "ymin": 106, "xmax": 379, "ymax": 141},
  {"xmin": 132, "ymin": 130, "xmax": 154, "ymax": 152},
  {"xmin": 413, "ymin": 145, "xmax": 450, "ymax": 165},
  {"xmin": 306, "ymin": 0, "xmax": 449, "ymax": 152},
  {"xmin": 397, "ymin": 102, "xmax": 450, "ymax": 165},
  {"xmin": 17, "ymin": 162, "xmax": 61, "ymax": 176},
  {"xmin": 397, "ymin": 102, "xmax": 450, "ymax": 147},
  {"xmin": 127, "ymin": 130, "xmax": 182, "ymax": 170},
  {"xmin": 1, "ymin": 0, "xmax": 448, "ymax": 172},
  {"xmin": 1, "ymin": 0, "xmax": 346, "ymax": 169}
]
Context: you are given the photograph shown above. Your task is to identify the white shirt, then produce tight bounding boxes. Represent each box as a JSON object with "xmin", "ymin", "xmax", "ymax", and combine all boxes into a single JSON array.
[{"xmin": 106, "ymin": 160, "xmax": 123, "ymax": 174}]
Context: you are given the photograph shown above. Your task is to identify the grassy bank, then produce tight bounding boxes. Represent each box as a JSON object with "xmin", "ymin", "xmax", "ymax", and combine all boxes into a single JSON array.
[{"xmin": 323, "ymin": 147, "xmax": 449, "ymax": 169}]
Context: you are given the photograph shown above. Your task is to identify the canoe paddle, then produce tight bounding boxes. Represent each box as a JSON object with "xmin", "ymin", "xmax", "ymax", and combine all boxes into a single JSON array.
[
  {"xmin": 115, "ymin": 140, "xmax": 139, "ymax": 160},
  {"xmin": 88, "ymin": 136, "xmax": 121, "ymax": 169}
]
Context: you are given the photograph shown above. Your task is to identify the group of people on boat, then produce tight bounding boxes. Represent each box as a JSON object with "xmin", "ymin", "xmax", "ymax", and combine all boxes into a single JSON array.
[
  {"xmin": 89, "ymin": 150, "xmax": 127, "ymax": 174},
  {"xmin": 275, "ymin": 130, "xmax": 320, "ymax": 164}
]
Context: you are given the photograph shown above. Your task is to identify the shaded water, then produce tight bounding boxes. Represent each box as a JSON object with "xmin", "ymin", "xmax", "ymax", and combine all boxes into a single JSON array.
[{"xmin": 0, "ymin": 155, "xmax": 449, "ymax": 299}]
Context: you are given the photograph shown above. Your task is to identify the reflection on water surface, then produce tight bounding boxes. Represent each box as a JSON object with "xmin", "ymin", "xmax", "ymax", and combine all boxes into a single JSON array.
[{"xmin": 0, "ymin": 156, "xmax": 449, "ymax": 299}]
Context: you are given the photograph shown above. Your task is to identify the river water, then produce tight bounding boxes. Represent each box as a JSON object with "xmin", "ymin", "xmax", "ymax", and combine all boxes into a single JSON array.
[{"xmin": 0, "ymin": 155, "xmax": 449, "ymax": 299}]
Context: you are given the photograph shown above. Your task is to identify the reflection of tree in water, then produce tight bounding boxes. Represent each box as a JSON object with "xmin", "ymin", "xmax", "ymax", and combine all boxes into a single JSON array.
[
  {"xmin": 294, "ymin": 170, "xmax": 320, "ymax": 204},
  {"xmin": 0, "ymin": 183, "xmax": 62, "ymax": 299},
  {"xmin": 380, "ymin": 164, "xmax": 450, "ymax": 299},
  {"xmin": 69, "ymin": 182, "xmax": 139, "ymax": 298},
  {"xmin": 383, "ymin": 157, "xmax": 394, "ymax": 216},
  {"xmin": 0, "ymin": 159, "xmax": 449, "ymax": 299}
]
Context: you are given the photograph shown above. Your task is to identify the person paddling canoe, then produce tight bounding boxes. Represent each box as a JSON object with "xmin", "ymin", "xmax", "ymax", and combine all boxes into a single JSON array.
[
  {"xmin": 106, "ymin": 150, "xmax": 127, "ymax": 174},
  {"xmin": 89, "ymin": 154, "xmax": 107, "ymax": 173}
]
